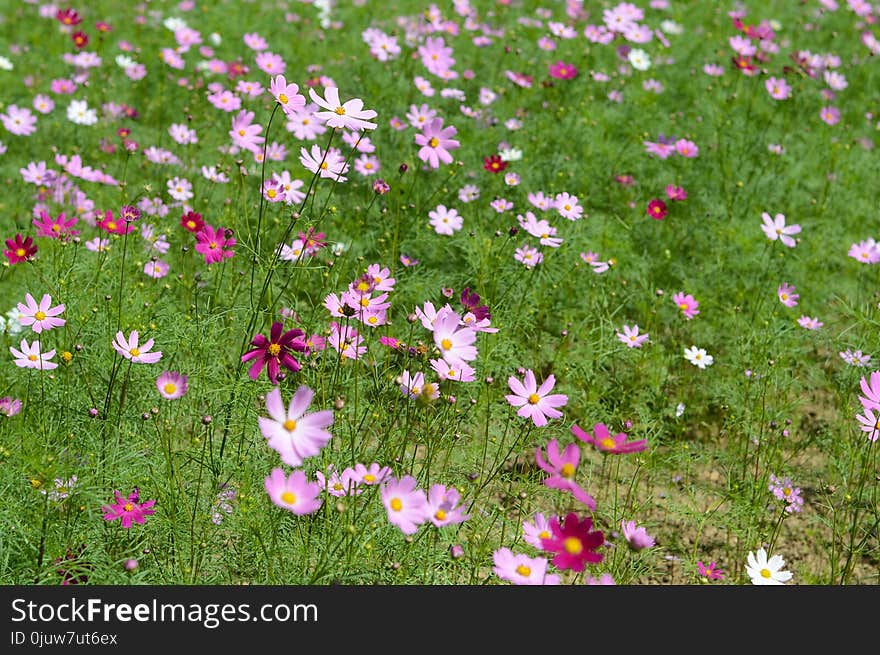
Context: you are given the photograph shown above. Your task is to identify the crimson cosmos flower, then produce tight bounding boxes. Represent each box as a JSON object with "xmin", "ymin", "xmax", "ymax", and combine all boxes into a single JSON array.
[
  {"xmin": 483, "ymin": 154, "xmax": 507, "ymax": 173},
  {"xmin": 241, "ymin": 321, "xmax": 307, "ymax": 384},
  {"xmin": 647, "ymin": 199, "xmax": 668, "ymax": 220},
  {"xmin": 4, "ymin": 234, "xmax": 38, "ymax": 264},
  {"xmin": 540, "ymin": 513, "xmax": 604, "ymax": 572}
]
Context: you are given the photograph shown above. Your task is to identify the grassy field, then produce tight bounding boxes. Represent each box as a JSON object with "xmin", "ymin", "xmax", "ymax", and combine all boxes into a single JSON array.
[{"xmin": 0, "ymin": 0, "xmax": 878, "ymax": 585}]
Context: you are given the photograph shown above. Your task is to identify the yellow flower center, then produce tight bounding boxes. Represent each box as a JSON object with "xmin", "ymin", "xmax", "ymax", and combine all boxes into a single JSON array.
[
  {"xmin": 278, "ymin": 93, "xmax": 288, "ymax": 104},
  {"xmin": 130, "ymin": 348, "xmax": 140, "ymax": 357},
  {"xmin": 34, "ymin": 311, "xmax": 46, "ymax": 321},
  {"xmin": 283, "ymin": 419, "xmax": 297, "ymax": 431},
  {"xmin": 124, "ymin": 503, "xmax": 134, "ymax": 512},
  {"xmin": 390, "ymin": 498, "xmax": 403, "ymax": 512},
  {"xmin": 267, "ymin": 189, "xmax": 277, "ymax": 198},
  {"xmin": 186, "ymin": 220, "xmax": 196, "ymax": 230},
  {"xmin": 267, "ymin": 343, "xmax": 281, "ymax": 356},
  {"xmin": 434, "ymin": 509, "xmax": 447, "ymax": 521},
  {"xmin": 15, "ymin": 248, "xmax": 26, "ymax": 257},
  {"xmin": 238, "ymin": 129, "xmax": 246, "ymax": 136},
  {"xmin": 52, "ymin": 224, "xmax": 61, "ymax": 232},
  {"xmin": 516, "ymin": 564, "xmax": 531, "ymax": 577},
  {"xmin": 61, "ymin": 351, "xmax": 72, "ymax": 362},
  {"xmin": 563, "ymin": 537, "xmax": 583, "ymax": 555},
  {"xmin": 360, "ymin": 297, "xmax": 370, "ymax": 307},
  {"xmin": 357, "ymin": 281, "xmax": 370, "ymax": 291},
  {"xmin": 363, "ymin": 474, "xmax": 376, "ymax": 483},
  {"xmin": 600, "ymin": 437, "xmax": 616, "ymax": 450},
  {"xmin": 334, "ymin": 106, "xmax": 346, "ymax": 115},
  {"xmin": 281, "ymin": 491, "xmax": 296, "ymax": 505},
  {"xmin": 560, "ymin": 463, "xmax": 575, "ymax": 478},
  {"xmin": 782, "ymin": 487, "xmax": 791, "ymax": 497},
  {"xmin": 678, "ymin": 303, "xmax": 689, "ymax": 310},
  {"xmin": 429, "ymin": 137, "xmax": 439, "ymax": 147},
  {"xmin": 28, "ymin": 354, "xmax": 38, "ymax": 361},
  {"xmin": 527, "ymin": 393, "xmax": 540, "ymax": 404},
  {"xmin": 106, "ymin": 221, "xmax": 117, "ymax": 230},
  {"xmin": 440, "ymin": 338, "xmax": 452, "ymax": 350},
  {"xmin": 781, "ymin": 294, "xmax": 788, "ymax": 300},
  {"xmin": 320, "ymin": 162, "xmax": 328, "ymax": 170},
  {"xmin": 539, "ymin": 530, "xmax": 550, "ymax": 539},
  {"xmin": 163, "ymin": 383, "xmax": 177, "ymax": 395},
  {"xmin": 760, "ymin": 568, "xmax": 772, "ymax": 578}
]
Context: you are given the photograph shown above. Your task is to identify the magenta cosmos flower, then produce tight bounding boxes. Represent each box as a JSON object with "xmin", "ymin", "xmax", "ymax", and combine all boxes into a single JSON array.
[
  {"xmin": 548, "ymin": 61, "xmax": 578, "ymax": 79},
  {"xmin": 264, "ymin": 468, "xmax": 322, "ymax": 515},
  {"xmin": 309, "ymin": 87, "xmax": 378, "ymax": 131},
  {"xmin": 535, "ymin": 439, "xmax": 596, "ymax": 510},
  {"xmin": 381, "ymin": 475, "xmax": 428, "ymax": 535},
  {"xmin": 572, "ymin": 422, "xmax": 647, "ymax": 455},
  {"xmin": 17, "ymin": 293, "xmax": 65, "ymax": 333},
  {"xmin": 112, "ymin": 331, "xmax": 162, "ymax": 364},
  {"xmin": 697, "ymin": 561, "xmax": 725, "ymax": 580},
  {"xmin": 194, "ymin": 224, "xmax": 236, "ymax": 265},
  {"xmin": 672, "ymin": 292, "xmax": 700, "ymax": 319},
  {"xmin": 415, "ymin": 117, "xmax": 460, "ymax": 169},
  {"xmin": 506, "ymin": 369, "xmax": 568, "ymax": 427},
  {"xmin": 493, "ymin": 548, "xmax": 559, "ymax": 585},
  {"xmin": 258, "ymin": 386, "xmax": 333, "ymax": 467},
  {"xmin": 541, "ymin": 513, "xmax": 604, "ymax": 572},
  {"xmin": 646, "ymin": 199, "xmax": 668, "ymax": 220},
  {"xmin": 4, "ymin": 234, "xmax": 38, "ymax": 264},
  {"xmin": 102, "ymin": 488, "xmax": 156, "ymax": 528},
  {"xmin": 241, "ymin": 321, "xmax": 307, "ymax": 384},
  {"xmin": 156, "ymin": 371, "xmax": 187, "ymax": 400},
  {"xmin": 425, "ymin": 484, "xmax": 470, "ymax": 527}
]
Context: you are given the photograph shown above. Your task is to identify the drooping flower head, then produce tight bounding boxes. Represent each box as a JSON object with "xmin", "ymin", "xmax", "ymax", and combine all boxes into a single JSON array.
[
  {"xmin": 572, "ymin": 422, "xmax": 647, "ymax": 455},
  {"xmin": 534, "ymin": 440, "xmax": 596, "ymax": 510}
]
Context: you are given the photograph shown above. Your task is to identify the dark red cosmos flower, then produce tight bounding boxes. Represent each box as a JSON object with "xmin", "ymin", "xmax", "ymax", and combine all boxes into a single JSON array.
[
  {"xmin": 56, "ymin": 8, "xmax": 83, "ymax": 26},
  {"xmin": 483, "ymin": 154, "xmax": 507, "ymax": 173},
  {"xmin": 72, "ymin": 31, "xmax": 89, "ymax": 48},
  {"xmin": 646, "ymin": 199, "xmax": 668, "ymax": 220},
  {"xmin": 731, "ymin": 55, "xmax": 758, "ymax": 76},
  {"xmin": 180, "ymin": 210, "xmax": 205, "ymax": 233},
  {"xmin": 4, "ymin": 234, "xmax": 38, "ymax": 264},
  {"xmin": 460, "ymin": 287, "xmax": 490, "ymax": 321},
  {"xmin": 540, "ymin": 513, "xmax": 604, "ymax": 572},
  {"xmin": 241, "ymin": 322, "xmax": 308, "ymax": 385}
]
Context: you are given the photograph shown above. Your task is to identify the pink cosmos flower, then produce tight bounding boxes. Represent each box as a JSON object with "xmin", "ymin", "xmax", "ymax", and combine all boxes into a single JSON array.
[
  {"xmin": 540, "ymin": 513, "xmax": 604, "ymax": 572},
  {"xmin": 858, "ymin": 371, "xmax": 880, "ymax": 411},
  {"xmin": 768, "ymin": 474, "xmax": 804, "ymax": 513},
  {"xmin": 264, "ymin": 468, "xmax": 322, "ymax": 515},
  {"xmin": 515, "ymin": 244, "xmax": 543, "ymax": 268},
  {"xmin": 493, "ymin": 548, "xmax": 559, "ymax": 585},
  {"xmin": 621, "ymin": 520, "xmax": 656, "ymax": 550},
  {"xmin": 229, "ymin": 109, "xmax": 264, "ymax": 154},
  {"xmin": 848, "ymin": 239, "xmax": 880, "ymax": 264},
  {"xmin": 112, "ymin": 331, "xmax": 162, "ymax": 364},
  {"xmin": 315, "ymin": 466, "xmax": 360, "ymax": 497},
  {"xmin": 523, "ymin": 513, "xmax": 555, "ymax": 549},
  {"xmin": 10, "ymin": 339, "xmax": 57, "ymax": 370},
  {"xmin": 309, "ymin": 87, "xmax": 377, "ymax": 131},
  {"xmin": 269, "ymin": 74, "xmax": 306, "ymax": 116},
  {"xmin": 433, "ymin": 309, "xmax": 477, "ymax": 366},
  {"xmin": 554, "ymin": 192, "xmax": 583, "ymax": 220},
  {"xmin": 259, "ymin": 386, "xmax": 333, "ymax": 467},
  {"xmin": 765, "ymin": 76, "xmax": 791, "ymax": 100},
  {"xmin": 0, "ymin": 397, "xmax": 22, "ymax": 417},
  {"xmin": 381, "ymin": 475, "xmax": 429, "ymax": 535},
  {"xmin": 17, "ymin": 293, "xmax": 65, "ymax": 333},
  {"xmin": 328, "ymin": 322, "xmax": 367, "ymax": 360},
  {"xmin": 856, "ymin": 408, "xmax": 880, "ymax": 442},
  {"xmin": 299, "ymin": 144, "xmax": 348, "ymax": 182},
  {"xmin": 674, "ymin": 139, "xmax": 699, "ymax": 157},
  {"xmin": 665, "ymin": 185, "xmax": 687, "ymax": 201},
  {"xmin": 102, "ymin": 488, "xmax": 156, "ymax": 528},
  {"xmin": 241, "ymin": 322, "xmax": 307, "ymax": 384},
  {"xmin": 585, "ymin": 573, "xmax": 616, "ymax": 585},
  {"xmin": 415, "ymin": 117, "xmax": 461, "ymax": 169},
  {"xmin": 673, "ymin": 292, "xmax": 700, "ymax": 319},
  {"xmin": 572, "ymin": 422, "xmax": 647, "ymax": 454},
  {"xmin": 760, "ymin": 212, "xmax": 801, "ymax": 247},
  {"xmin": 194, "ymin": 224, "xmax": 236, "ymax": 265},
  {"xmin": 426, "ymin": 484, "xmax": 470, "ymax": 527},
  {"xmin": 428, "ymin": 204, "xmax": 463, "ymax": 235},
  {"xmin": 617, "ymin": 324, "xmax": 649, "ymax": 348},
  {"xmin": 506, "ymin": 370, "xmax": 568, "ymax": 427},
  {"xmin": 797, "ymin": 316, "xmax": 823, "ymax": 330},
  {"xmin": 820, "ymin": 106, "xmax": 840, "ymax": 125},
  {"xmin": 350, "ymin": 463, "xmax": 391, "ymax": 485},
  {"xmin": 777, "ymin": 283, "xmax": 799, "ymax": 307},
  {"xmin": 535, "ymin": 440, "xmax": 596, "ymax": 510},
  {"xmin": 0, "ymin": 105, "xmax": 38, "ymax": 136},
  {"xmin": 156, "ymin": 371, "xmax": 187, "ymax": 400}
]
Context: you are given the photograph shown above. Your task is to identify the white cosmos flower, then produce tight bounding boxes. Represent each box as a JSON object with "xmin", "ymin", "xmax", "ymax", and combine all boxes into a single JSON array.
[
  {"xmin": 163, "ymin": 17, "xmax": 188, "ymax": 32},
  {"xmin": 116, "ymin": 55, "xmax": 137, "ymax": 69},
  {"xmin": 684, "ymin": 346, "xmax": 713, "ymax": 369},
  {"xmin": 746, "ymin": 548, "xmax": 793, "ymax": 585},
  {"xmin": 628, "ymin": 48, "xmax": 651, "ymax": 71},
  {"xmin": 0, "ymin": 56, "xmax": 13, "ymax": 71},
  {"xmin": 67, "ymin": 100, "xmax": 97, "ymax": 126},
  {"xmin": 499, "ymin": 147, "xmax": 523, "ymax": 162}
]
